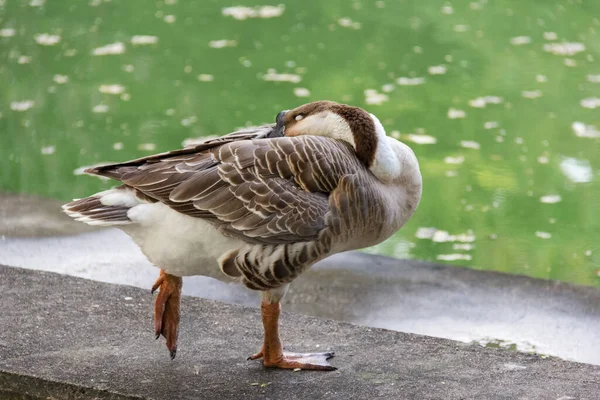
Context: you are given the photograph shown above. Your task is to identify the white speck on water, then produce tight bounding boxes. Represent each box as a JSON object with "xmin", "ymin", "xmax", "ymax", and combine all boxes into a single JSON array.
[
  {"xmin": 522, "ymin": 90, "xmax": 542, "ymax": 99},
  {"xmin": 560, "ymin": 157, "xmax": 592, "ymax": 183},
  {"xmin": 484, "ymin": 121, "xmax": 498, "ymax": 129},
  {"xmin": 209, "ymin": 39, "xmax": 238, "ymax": 48},
  {"xmin": 396, "ymin": 77, "xmax": 425, "ymax": 86},
  {"xmin": 540, "ymin": 194, "xmax": 561, "ymax": 204},
  {"xmin": 18, "ymin": 55, "xmax": 32, "ymax": 64},
  {"xmin": 197, "ymin": 74, "xmax": 214, "ymax": 82},
  {"xmin": 34, "ymin": 33, "xmax": 61, "ymax": 46},
  {"xmin": 93, "ymin": 42, "xmax": 125, "ymax": 56},
  {"xmin": 121, "ymin": 93, "xmax": 131, "ymax": 101},
  {"xmin": 415, "ymin": 227, "xmax": 437, "ymax": 239},
  {"xmin": 293, "ymin": 87, "xmax": 310, "ymax": 97},
  {"xmin": 453, "ymin": 243, "xmax": 474, "ymax": 251},
  {"xmin": 437, "ymin": 253, "xmax": 472, "ymax": 261},
  {"xmin": 364, "ymin": 89, "xmax": 388, "ymax": 105},
  {"xmin": 338, "ymin": 17, "xmax": 361, "ymax": 29},
  {"xmin": 92, "ymin": 104, "xmax": 109, "ymax": 113},
  {"xmin": 29, "ymin": 0, "xmax": 45, "ymax": 6},
  {"xmin": 448, "ymin": 108, "xmax": 466, "ymax": 119},
  {"xmin": 537, "ymin": 155, "xmax": 549, "ymax": 164},
  {"xmin": 413, "ymin": 46, "xmax": 423, "ymax": 54},
  {"xmin": 99, "ymin": 84, "xmax": 125, "ymax": 95},
  {"xmin": 444, "ymin": 155, "xmax": 464, "ymax": 164},
  {"xmin": 113, "ymin": 142, "xmax": 124, "ymax": 150},
  {"xmin": 580, "ymin": 97, "xmax": 600, "ymax": 109},
  {"xmin": 468, "ymin": 96, "xmax": 503, "ymax": 108},
  {"xmin": 510, "ymin": 36, "xmax": 531, "ymax": 45},
  {"xmin": 404, "ymin": 134, "xmax": 437, "ymax": 145},
  {"xmin": 0, "ymin": 28, "xmax": 16, "ymax": 37},
  {"xmin": 166, "ymin": 109, "xmax": 176, "ymax": 116},
  {"xmin": 588, "ymin": 74, "xmax": 600, "ymax": 83},
  {"xmin": 138, "ymin": 143, "xmax": 156, "ymax": 151},
  {"xmin": 428, "ymin": 65, "xmax": 447, "ymax": 75},
  {"xmin": 543, "ymin": 32, "xmax": 557, "ymax": 41},
  {"xmin": 123, "ymin": 64, "xmax": 135, "ymax": 73},
  {"xmin": 460, "ymin": 140, "xmax": 480, "ymax": 150},
  {"xmin": 536, "ymin": 74, "xmax": 548, "ymax": 83},
  {"xmin": 262, "ymin": 69, "xmax": 301, "ymax": 83},
  {"xmin": 41, "ymin": 146, "xmax": 55, "ymax": 155},
  {"xmin": 181, "ymin": 116, "xmax": 197, "ymax": 127},
  {"xmin": 535, "ymin": 231, "xmax": 552, "ymax": 239},
  {"xmin": 441, "ymin": 5, "xmax": 453, "ymax": 14},
  {"xmin": 564, "ymin": 58, "xmax": 577, "ymax": 67},
  {"xmin": 381, "ymin": 83, "xmax": 395, "ymax": 93},
  {"xmin": 453, "ymin": 24, "xmax": 469, "ymax": 32},
  {"xmin": 222, "ymin": 5, "xmax": 285, "ymax": 20},
  {"xmin": 543, "ymin": 42, "xmax": 585, "ymax": 56},
  {"xmin": 10, "ymin": 100, "xmax": 35, "ymax": 111},
  {"xmin": 419, "ymin": 229, "xmax": 476, "ymax": 243},
  {"xmin": 131, "ymin": 35, "xmax": 158, "ymax": 45},
  {"xmin": 124, "ymin": 296, "xmax": 133, "ymax": 301},
  {"xmin": 53, "ymin": 74, "xmax": 68, "ymax": 84},
  {"xmin": 585, "ymin": 250, "xmax": 592, "ymax": 256},
  {"xmin": 163, "ymin": 15, "xmax": 176, "ymax": 23},
  {"xmin": 446, "ymin": 170, "xmax": 457, "ymax": 177},
  {"xmin": 572, "ymin": 122, "xmax": 600, "ymax": 138}
]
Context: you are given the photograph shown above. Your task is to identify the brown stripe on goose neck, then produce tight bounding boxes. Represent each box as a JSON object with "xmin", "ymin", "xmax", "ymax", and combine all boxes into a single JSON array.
[{"xmin": 331, "ymin": 104, "xmax": 378, "ymax": 168}]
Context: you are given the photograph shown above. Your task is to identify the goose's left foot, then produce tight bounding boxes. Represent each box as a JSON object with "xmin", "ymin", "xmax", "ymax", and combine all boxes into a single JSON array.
[
  {"xmin": 248, "ymin": 301, "xmax": 337, "ymax": 371},
  {"xmin": 151, "ymin": 269, "xmax": 182, "ymax": 360}
]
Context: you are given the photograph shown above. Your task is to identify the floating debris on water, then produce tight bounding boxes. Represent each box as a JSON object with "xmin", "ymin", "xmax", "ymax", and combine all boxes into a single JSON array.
[
  {"xmin": 0, "ymin": 28, "xmax": 16, "ymax": 37},
  {"xmin": 453, "ymin": 243, "xmax": 474, "ymax": 251},
  {"xmin": 18, "ymin": 55, "xmax": 32, "ymax": 64},
  {"xmin": 416, "ymin": 227, "xmax": 475, "ymax": 243},
  {"xmin": 131, "ymin": 35, "xmax": 158, "ymax": 45},
  {"xmin": 543, "ymin": 32, "xmax": 558, "ymax": 41},
  {"xmin": 209, "ymin": 39, "xmax": 238, "ymax": 49},
  {"xmin": 444, "ymin": 155, "xmax": 464, "ymax": 164},
  {"xmin": 92, "ymin": 104, "xmax": 109, "ymax": 113},
  {"xmin": 222, "ymin": 5, "xmax": 285, "ymax": 20},
  {"xmin": 564, "ymin": 58, "xmax": 576, "ymax": 67},
  {"xmin": 536, "ymin": 74, "xmax": 548, "ymax": 83},
  {"xmin": 535, "ymin": 231, "xmax": 552, "ymax": 239},
  {"xmin": 441, "ymin": 5, "xmax": 453, "ymax": 14},
  {"xmin": 588, "ymin": 74, "xmax": 600, "ymax": 83},
  {"xmin": 428, "ymin": 65, "xmax": 447, "ymax": 75},
  {"xmin": 540, "ymin": 194, "xmax": 561, "ymax": 204},
  {"xmin": 510, "ymin": 36, "xmax": 531, "ymax": 45},
  {"xmin": 580, "ymin": 97, "xmax": 600, "ymax": 109},
  {"xmin": 537, "ymin": 155, "xmax": 549, "ymax": 164},
  {"xmin": 262, "ymin": 69, "xmax": 301, "ymax": 83},
  {"xmin": 404, "ymin": 134, "xmax": 437, "ymax": 145},
  {"xmin": 460, "ymin": 140, "xmax": 480, "ymax": 150},
  {"xmin": 560, "ymin": 157, "xmax": 592, "ymax": 183},
  {"xmin": 41, "ymin": 146, "xmax": 55, "ymax": 155},
  {"xmin": 293, "ymin": 87, "xmax": 310, "ymax": 97},
  {"xmin": 338, "ymin": 17, "xmax": 361, "ymax": 29},
  {"xmin": 364, "ymin": 89, "xmax": 388, "ymax": 105},
  {"xmin": 197, "ymin": 74, "xmax": 214, "ymax": 82},
  {"xmin": 181, "ymin": 116, "xmax": 197, "ymax": 127},
  {"xmin": 396, "ymin": 77, "xmax": 425, "ymax": 86},
  {"xmin": 572, "ymin": 122, "xmax": 600, "ymax": 138},
  {"xmin": 138, "ymin": 143, "xmax": 157, "ymax": 151},
  {"xmin": 53, "ymin": 74, "xmax": 68, "ymax": 84},
  {"xmin": 484, "ymin": 121, "xmax": 499, "ymax": 129},
  {"xmin": 522, "ymin": 90, "xmax": 542, "ymax": 99},
  {"xmin": 381, "ymin": 83, "xmax": 395, "ymax": 93},
  {"xmin": 437, "ymin": 254, "xmax": 472, "ymax": 261},
  {"xmin": 34, "ymin": 33, "xmax": 61, "ymax": 46},
  {"xmin": 93, "ymin": 42, "xmax": 125, "ymax": 56},
  {"xmin": 113, "ymin": 142, "xmax": 123, "ymax": 150},
  {"xmin": 163, "ymin": 15, "xmax": 176, "ymax": 23},
  {"xmin": 10, "ymin": 100, "xmax": 35, "ymax": 111},
  {"xmin": 468, "ymin": 96, "xmax": 503, "ymax": 108},
  {"xmin": 448, "ymin": 108, "xmax": 466, "ymax": 119},
  {"xmin": 99, "ymin": 84, "xmax": 125, "ymax": 95},
  {"xmin": 543, "ymin": 42, "xmax": 585, "ymax": 56},
  {"xmin": 29, "ymin": 0, "xmax": 45, "ymax": 6},
  {"xmin": 453, "ymin": 24, "xmax": 469, "ymax": 32}
]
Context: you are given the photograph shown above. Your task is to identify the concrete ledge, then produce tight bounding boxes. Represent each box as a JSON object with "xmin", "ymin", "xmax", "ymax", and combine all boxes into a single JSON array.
[{"xmin": 1, "ymin": 266, "xmax": 599, "ymax": 399}]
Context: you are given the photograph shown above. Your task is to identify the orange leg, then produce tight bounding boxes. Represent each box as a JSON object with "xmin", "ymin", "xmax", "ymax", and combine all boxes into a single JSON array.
[
  {"xmin": 151, "ymin": 269, "xmax": 182, "ymax": 360},
  {"xmin": 248, "ymin": 300, "xmax": 336, "ymax": 370}
]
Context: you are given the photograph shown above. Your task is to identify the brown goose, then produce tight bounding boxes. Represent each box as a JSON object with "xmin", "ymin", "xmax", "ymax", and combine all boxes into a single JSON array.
[{"xmin": 63, "ymin": 100, "xmax": 422, "ymax": 370}]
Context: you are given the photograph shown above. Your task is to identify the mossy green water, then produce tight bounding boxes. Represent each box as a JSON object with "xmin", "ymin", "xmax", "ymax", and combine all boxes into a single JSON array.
[{"xmin": 1, "ymin": 0, "xmax": 599, "ymax": 286}]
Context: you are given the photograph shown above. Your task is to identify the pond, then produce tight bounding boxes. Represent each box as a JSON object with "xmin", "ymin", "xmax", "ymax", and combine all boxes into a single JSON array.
[{"xmin": 1, "ymin": 0, "xmax": 599, "ymax": 286}]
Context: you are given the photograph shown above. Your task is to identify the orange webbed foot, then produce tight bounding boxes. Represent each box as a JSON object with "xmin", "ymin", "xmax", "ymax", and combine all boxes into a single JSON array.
[{"xmin": 151, "ymin": 270, "xmax": 182, "ymax": 359}]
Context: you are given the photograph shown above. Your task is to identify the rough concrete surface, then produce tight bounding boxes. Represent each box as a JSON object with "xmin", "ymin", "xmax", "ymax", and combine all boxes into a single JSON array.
[{"xmin": 1, "ymin": 266, "xmax": 599, "ymax": 400}]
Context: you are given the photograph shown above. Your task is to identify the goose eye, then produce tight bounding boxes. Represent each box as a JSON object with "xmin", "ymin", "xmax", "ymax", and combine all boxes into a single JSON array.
[{"xmin": 295, "ymin": 114, "xmax": 304, "ymax": 121}]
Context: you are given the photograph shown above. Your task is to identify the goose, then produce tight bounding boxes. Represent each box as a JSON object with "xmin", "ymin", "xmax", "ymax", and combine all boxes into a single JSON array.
[{"xmin": 63, "ymin": 100, "xmax": 422, "ymax": 371}]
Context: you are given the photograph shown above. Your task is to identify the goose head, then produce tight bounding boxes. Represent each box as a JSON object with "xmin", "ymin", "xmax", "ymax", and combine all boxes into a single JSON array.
[{"xmin": 272, "ymin": 101, "xmax": 421, "ymax": 185}]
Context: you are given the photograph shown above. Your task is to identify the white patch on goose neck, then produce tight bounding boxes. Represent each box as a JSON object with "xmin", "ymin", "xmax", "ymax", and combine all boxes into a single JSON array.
[
  {"xmin": 301, "ymin": 111, "xmax": 355, "ymax": 146},
  {"xmin": 368, "ymin": 114, "xmax": 402, "ymax": 183}
]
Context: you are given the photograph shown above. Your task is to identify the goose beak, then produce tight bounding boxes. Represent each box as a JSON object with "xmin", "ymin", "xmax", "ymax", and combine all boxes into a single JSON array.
[{"xmin": 270, "ymin": 110, "xmax": 288, "ymax": 138}]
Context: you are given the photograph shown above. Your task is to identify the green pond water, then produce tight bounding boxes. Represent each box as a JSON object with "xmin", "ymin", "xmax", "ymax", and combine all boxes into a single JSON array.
[{"xmin": 1, "ymin": 0, "xmax": 599, "ymax": 286}]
